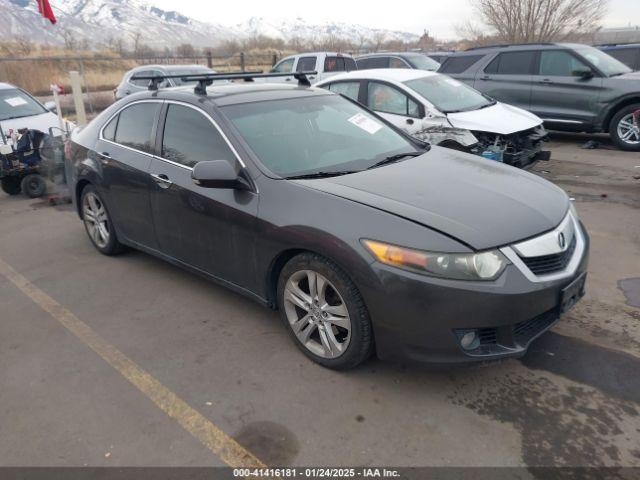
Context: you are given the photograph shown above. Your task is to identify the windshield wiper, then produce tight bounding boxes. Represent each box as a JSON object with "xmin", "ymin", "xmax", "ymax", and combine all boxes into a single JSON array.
[
  {"xmin": 477, "ymin": 100, "xmax": 497, "ymax": 110},
  {"xmin": 285, "ymin": 170, "xmax": 360, "ymax": 180},
  {"xmin": 367, "ymin": 151, "xmax": 424, "ymax": 170}
]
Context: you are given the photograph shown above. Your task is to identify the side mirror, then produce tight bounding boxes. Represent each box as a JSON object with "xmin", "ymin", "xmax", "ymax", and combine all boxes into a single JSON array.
[
  {"xmin": 44, "ymin": 101, "xmax": 57, "ymax": 112},
  {"xmin": 573, "ymin": 68, "xmax": 594, "ymax": 79},
  {"xmin": 192, "ymin": 160, "xmax": 253, "ymax": 191}
]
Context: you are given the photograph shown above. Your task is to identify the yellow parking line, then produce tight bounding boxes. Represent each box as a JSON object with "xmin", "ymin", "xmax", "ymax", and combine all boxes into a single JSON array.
[{"xmin": 0, "ymin": 256, "xmax": 266, "ymax": 469}]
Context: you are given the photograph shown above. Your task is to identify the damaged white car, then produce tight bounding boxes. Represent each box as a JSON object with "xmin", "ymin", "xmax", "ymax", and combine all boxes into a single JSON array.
[{"xmin": 316, "ymin": 69, "xmax": 550, "ymax": 168}]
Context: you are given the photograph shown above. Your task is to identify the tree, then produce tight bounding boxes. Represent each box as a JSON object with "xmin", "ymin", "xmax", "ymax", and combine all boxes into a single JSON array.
[
  {"xmin": 468, "ymin": 0, "xmax": 609, "ymax": 43},
  {"xmin": 175, "ymin": 43, "xmax": 196, "ymax": 57}
]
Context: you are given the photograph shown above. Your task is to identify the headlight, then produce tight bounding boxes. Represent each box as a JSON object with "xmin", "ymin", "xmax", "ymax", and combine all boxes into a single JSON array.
[{"xmin": 362, "ymin": 240, "xmax": 508, "ymax": 281}]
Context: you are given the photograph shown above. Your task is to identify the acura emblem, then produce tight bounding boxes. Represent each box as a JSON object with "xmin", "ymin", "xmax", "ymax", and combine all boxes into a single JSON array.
[{"xmin": 558, "ymin": 232, "xmax": 566, "ymax": 249}]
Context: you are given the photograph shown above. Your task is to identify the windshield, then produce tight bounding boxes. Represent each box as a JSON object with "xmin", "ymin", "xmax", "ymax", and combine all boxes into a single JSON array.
[
  {"xmin": 171, "ymin": 68, "xmax": 217, "ymax": 85},
  {"xmin": 223, "ymin": 95, "xmax": 417, "ymax": 177},
  {"xmin": 0, "ymin": 88, "xmax": 47, "ymax": 121},
  {"xmin": 404, "ymin": 75, "xmax": 493, "ymax": 113},
  {"xmin": 576, "ymin": 46, "xmax": 631, "ymax": 77},
  {"xmin": 406, "ymin": 54, "xmax": 441, "ymax": 71}
]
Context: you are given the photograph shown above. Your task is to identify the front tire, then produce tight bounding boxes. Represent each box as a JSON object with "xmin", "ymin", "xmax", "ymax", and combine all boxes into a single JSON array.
[
  {"xmin": 1, "ymin": 177, "xmax": 22, "ymax": 195},
  {"xmin": 277, "ymin": 253, "xmax": 373, "ymax": 369},
  {"xmin": 80, "ymin": 185, "xmax": 124, "ymax": 256},
  {"xmin": 610, "ymin": 104, "xmax": 640, "ymax": 151},
  {"xmin": 21, "ymin": 174, "xmax": 46, "ymax": 198}
]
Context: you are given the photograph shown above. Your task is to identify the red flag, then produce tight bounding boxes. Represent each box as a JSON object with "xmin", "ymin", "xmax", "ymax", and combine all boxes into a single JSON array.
[{"xmin": 36, "ymin": 0, "xmax": 57, "ymax": 25}]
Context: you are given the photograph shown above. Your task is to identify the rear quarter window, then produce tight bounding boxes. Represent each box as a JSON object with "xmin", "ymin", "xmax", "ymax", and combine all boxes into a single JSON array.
[
  {"xmin": 356, "ymin": 57, "xmax": 388, "ymax": 69},
  {"xmin": 439, "ymin": 55, "xmax": 484, "ymax": 74}
]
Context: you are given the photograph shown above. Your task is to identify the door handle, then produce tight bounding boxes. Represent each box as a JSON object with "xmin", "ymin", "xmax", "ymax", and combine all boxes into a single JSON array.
[
  {"xmin": 285, "ymin": 77, "xmax": 292, "ymax": 81},
  {"xmin": 99, "ymin": 152, "xmax": 111, "ymax": 164},
  {"xmin": 539, "ymin": 78, "xmax": 553, "ymax": 84},
  {"xmin": 406, "ymin": 118, "xmax": 414, "ymax": 125},
  {"xmin": 479, "ymin": 75, "xmax": 491, "ymax": 81},
  {"xmin": 150, "ymin": 173, "xmax": 172, "ymax": 188}
]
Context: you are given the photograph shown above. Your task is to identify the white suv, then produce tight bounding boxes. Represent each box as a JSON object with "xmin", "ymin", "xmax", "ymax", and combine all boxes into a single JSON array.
[{"xmin": 266, "ymin": 52, "xmax": 356, "ymax": 84}]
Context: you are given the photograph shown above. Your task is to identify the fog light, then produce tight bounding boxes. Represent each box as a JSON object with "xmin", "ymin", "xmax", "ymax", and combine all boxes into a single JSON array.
[{"xmin": 459, "ymin": 330, "xmax": 479, "ymax": 351}]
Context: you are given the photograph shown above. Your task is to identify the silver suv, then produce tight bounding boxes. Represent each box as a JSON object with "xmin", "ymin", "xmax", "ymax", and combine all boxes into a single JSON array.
[
  {"xmin": 440, "ymin": 43, "xmax": 640, "ymax": 151},
  {"xmin": 114, "ymin": 65, "xmax": 217, "ymax": 100}
]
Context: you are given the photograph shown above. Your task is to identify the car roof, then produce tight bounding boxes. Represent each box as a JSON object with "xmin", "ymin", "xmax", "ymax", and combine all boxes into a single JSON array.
[
  {"xmin": 598, "ymin": 43, "xmax": 640, "ymax": 49},
  {"xmin": 128, "ymin": 64, "xmax": 211, "ymax": 72},
  {"xmin": 450, "ymin": 43, "xmax": 586, "ymax": 56},
  {"xmin": 317, "ymin": 68, "xmax": 437, "ymax": 83},
  {"xmin": 137, "ymin": 82, "xmax": 334, "ymax": 107},
  {"xmin": 282, "ymin": 52, "xmax": 353, "ymax": 59},
  {"xmin": 356, "ymin": 52, "xmax": 424, "ymax": 58},
  {"xmin": 0, "ymin": 82, "xmax": 18, "ymax": 90}
]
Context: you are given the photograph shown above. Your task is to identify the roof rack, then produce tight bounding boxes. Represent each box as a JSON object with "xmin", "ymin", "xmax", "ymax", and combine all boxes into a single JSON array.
[
  {"xmin": 465, "ymin": 42, "xmax": 555, "ymax": 51},
  {"xmin": 130, "ymin": 71, "xmax": 319, "ymax": 95}
]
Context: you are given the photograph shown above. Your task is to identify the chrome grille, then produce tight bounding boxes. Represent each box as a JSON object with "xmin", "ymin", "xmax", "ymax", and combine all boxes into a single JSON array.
[{"xmin": 520, "ymin": 235, "xmax": 577, "ymax": 275}]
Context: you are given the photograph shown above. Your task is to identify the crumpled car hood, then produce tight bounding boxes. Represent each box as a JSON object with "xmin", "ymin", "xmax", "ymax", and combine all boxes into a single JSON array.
[
  {"xmin": 295, "ymin": 147, "xmax": 568, "ymax": 250},
  {"xmin": 447, "ymin": 102, "xmax": 543, "ymax": 135}
]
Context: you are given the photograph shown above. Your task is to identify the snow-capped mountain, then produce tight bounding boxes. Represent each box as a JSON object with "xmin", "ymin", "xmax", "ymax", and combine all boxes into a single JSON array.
[{"xmin": 0, "ymin": 0, "xmax": 419, "ymax": 49}]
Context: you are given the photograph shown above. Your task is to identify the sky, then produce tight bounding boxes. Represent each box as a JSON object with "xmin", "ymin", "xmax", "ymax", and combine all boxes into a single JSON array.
[{"xmin": 151, "ymin": 0, "xmax": 640, "ymax": 39}]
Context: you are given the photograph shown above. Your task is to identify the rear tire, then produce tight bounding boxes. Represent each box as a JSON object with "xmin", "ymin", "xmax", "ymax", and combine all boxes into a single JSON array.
[
  {"xmin": 80, "ymin": 185, "xmax": 125, "ymax": 256},
  {"xmin": 20, "ymin": 174, "xmax": 46, "ymax": 198},
  {"xmin": 277, "ymin": 253, "xmax": 373, "ymax": 370},
  {"xmin": 1, "ymin": 177, "xmax": 22, "ymax": 195},
  {"xmin": 610, "ymin": 104, "xmax": 640, "ymax": 151}
]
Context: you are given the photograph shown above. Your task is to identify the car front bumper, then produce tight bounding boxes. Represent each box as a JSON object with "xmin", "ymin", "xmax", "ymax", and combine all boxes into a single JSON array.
[{"xmin": 361, "ymin": 222, "xmax": 590, "ymax": 365}]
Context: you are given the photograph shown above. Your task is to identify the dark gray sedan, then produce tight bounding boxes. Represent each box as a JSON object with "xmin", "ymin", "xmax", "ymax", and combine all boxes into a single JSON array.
[{"xmin": 68, "ymin": 81, "xmax": 589, "ymax": 369}]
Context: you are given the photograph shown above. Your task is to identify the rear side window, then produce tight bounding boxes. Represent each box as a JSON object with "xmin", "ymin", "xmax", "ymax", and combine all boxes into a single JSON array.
[
  {"xmin": 389, "ymin": 57, "xmax": 410, "ymax": 68},
  {"xmin": 538, "ymin": 50, "xmax": 588, "ymax": 76},
  {"xmin": 296, "ymin": 56, "xmax": 317, "ymax": 72},
  {"xmin": 113, "ymin": 102, "xmax": 160, "ymax": 153},
  {"xmin": 368, "ymin": 82, "xmax": 420, "ymax": 118},
  {"xmin": 162, "ymin": 104, "xmax": 235, "ymax": 168},
  {"xmin": 130, "ymin": 70, "xmax": 153, "ymax": 86},
  {"xmin": 324, "ymin": 57, "xmax": 354, "ymax": 72},
  {"xmin": 484, "ymin": 51, "xmax": 535, "ymax": 75},
  {"xmin": 356, "ymin": 57, "xmax": 388, "ymax": 69},
  {"xmin": 327, "ymin": 81, "xmax": 360, "ymax": 101},
  {"xmin": 439, "ymin": 55, "xmax": 484, "ymax": 74}
]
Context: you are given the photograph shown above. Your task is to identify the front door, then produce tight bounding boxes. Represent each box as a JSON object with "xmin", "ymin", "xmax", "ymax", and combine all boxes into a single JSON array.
[
  {"xmin": 365, "ymin": 81, "xmax": 424, "ymax": 139},
  {"xmin": 530, "ymin": 49, "xmax": 604, "ymax": 128},
  {"xmin": 149, "ymin": 102, "xmax": 258, "ymax": 286},
  {"xmin": 96, "ymin": 101, "xmax": 162, "ymax": 249}
]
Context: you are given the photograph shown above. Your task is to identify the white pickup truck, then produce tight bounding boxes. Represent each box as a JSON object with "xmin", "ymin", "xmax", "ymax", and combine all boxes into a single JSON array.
[{"xmin": 264, "ymin": 52, "xmax": 356, "ymax": 84}]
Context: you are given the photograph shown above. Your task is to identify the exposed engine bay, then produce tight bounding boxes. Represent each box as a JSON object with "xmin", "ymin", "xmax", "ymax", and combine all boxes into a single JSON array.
[{"xmin": 469, "ymin": 125, "xmax": 550, "ymax": 169}]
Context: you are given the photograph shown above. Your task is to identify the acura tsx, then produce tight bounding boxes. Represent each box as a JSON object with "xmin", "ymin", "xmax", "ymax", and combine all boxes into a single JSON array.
[{"xmin": 67, "ymin": 74, "xmax": 589, "ymax": 369}]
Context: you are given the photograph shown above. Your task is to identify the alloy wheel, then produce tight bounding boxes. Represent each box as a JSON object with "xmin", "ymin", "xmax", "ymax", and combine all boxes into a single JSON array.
[
  {"xmin": 617, "ymin": 113, "xmax": 640, "ymax": 145},
  {"xmin": 82, "ymin": 192, "xmax": 110, "ymax": 249},
  {"xmin": 283, "ymin": 269, "xmax": 351, "ymax": 358}
]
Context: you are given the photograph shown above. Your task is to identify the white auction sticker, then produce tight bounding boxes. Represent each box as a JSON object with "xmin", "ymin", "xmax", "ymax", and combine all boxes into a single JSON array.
[
  {"xmin": 348, "ymin": 113, "xmax": 382, "ymax": 134},
  {"xmin": 4, "ymin": 97, "xmax": 28, "ymax": 107}
]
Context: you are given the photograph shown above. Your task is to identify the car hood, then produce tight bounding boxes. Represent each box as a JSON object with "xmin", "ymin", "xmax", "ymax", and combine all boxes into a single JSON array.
[
  {"xmin": 612, "ymin": 71, "xmax": 640, "ymax": 81},
  {"xmin": 295, "ymin": 147, "xmax": 568, "ymax": 250},
  {"xmin": 447, "ymin": 102, "xmax": 543, "ymax": 135},
  {"xmin": 0, "ymin": 111, "xmax": 68, "ymax": 136}
]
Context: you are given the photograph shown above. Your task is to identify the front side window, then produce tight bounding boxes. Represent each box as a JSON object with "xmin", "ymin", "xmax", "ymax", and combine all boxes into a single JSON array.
[
  {"xmin": 222, "ymin": 95, "xmax": 415, "ymax": 177},
  {"xmin": 162, "ymin": 104, "xmax": 235, "ymax": 168},
  {"xmin": 405, "ymin": 75, "xmax": 493, "ymax": 113},
  {"xmin": 296, "ymin": 57, "xmax": 317, "ymax": 72},
  {"xmin": 272, "ymin": 58, "xmax": 295, "ymax": 73},
  {"xmin": 485, "ymin": 51, "xmax": 535, "ymax": 75},
  {"xmin": 0, "ymin": 88, "xmax": 47, "ymax": 121},
  {"xmin": 538, "ymin": 50, "xmax": 589, "ymax": 76},
  {"xmin": 389, "ymin": 57, "xmax": 410, "ymax": 68},
  {"xmin": 368, "ymin": 82, "xmax": 420, "ymax": 117},
  {"xmin": 575, "ymin": 46, "xmax": 632, "ymax": 76},
  {"xmin": 113, "ymin": 102, "xmax": 160, "ymax": 153},
  {"xmin": 327, "ymin": 81, "xmax": 360, "ymax": 101}
]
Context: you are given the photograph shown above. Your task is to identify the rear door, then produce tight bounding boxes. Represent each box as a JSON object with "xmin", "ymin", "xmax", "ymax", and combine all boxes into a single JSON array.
[
  {"xmin": 530, "ymin": 49, "xmax": 604, "ymax": 127},
  {"xmin": 96, "ymin": 100, "xmax": 161, "ymax": 249},
  {"xmin": 295, "ymin": 55, "xmax": 318, "ymax": 83},
  {"xmin": 148, "ymin": 102, "xmax": 258, "ymax": 285},
  {"xmin": 320, "ymin": 55, "xmax": 356, "ymax": 81},
  {"xmin": 364, "ymin": 80, "xmax": 424, "ymax": 138},
  {"xmin": 474, "ymin": 50, "xmax": 535, "ymax": 110}
]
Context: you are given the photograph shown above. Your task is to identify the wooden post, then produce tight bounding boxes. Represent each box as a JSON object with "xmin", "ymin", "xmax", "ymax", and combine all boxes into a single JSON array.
[
  {"xmin": 272, "ymin": 53, "xmax": 277, "ymax": 67},
  {"xmin": 51, "ymin": 85, "xmax": 65, "ymax": 133},
  {"xmin": 240, "ymin": 52, "xmax": 245, "ymax": 72},
  {"xmin": 69, "ymin": 71, "xmax": 87, "ymax": 126},
  {"xmin": 206, "ymin": 51, "xmax": 213, "ymax": 68}
]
